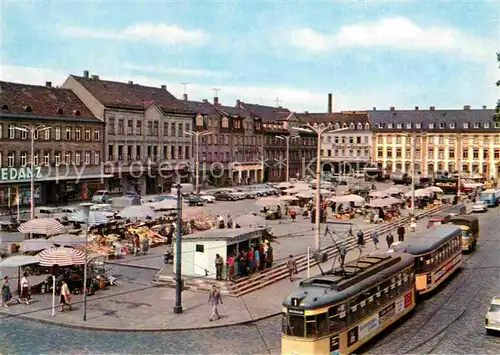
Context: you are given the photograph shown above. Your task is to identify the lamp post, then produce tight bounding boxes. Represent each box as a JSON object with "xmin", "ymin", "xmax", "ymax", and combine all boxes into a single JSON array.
[
  {"xmin": 184, "ymin": 130, "xmax": 212, "ymax": 194},
  {"xmin": 410, "ymin": 133, "xmax": 416, "ymax": 217},
  {"xmin": 276, "ymin": 135, "xmax": 300, "ymax": 183},
  {"xmin": 80, "ymin": 202, "xmax": 92, "ymax": 321},
  {"xmin": 173, "ymin": 182, "xmax": 183, "ymax": 314},
  {"xmin": 14, "ymin": 125, "xmax": 51, "ymax": 219},
  {"xmin": 293, "ymin": 124, "xmax": 348, "ymax": 251}
]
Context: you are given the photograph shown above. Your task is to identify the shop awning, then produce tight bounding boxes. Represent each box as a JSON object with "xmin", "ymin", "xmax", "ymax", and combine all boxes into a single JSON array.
[{"xmin": 0, "ymin": 173, "xmax": 113, "ymax": 184}]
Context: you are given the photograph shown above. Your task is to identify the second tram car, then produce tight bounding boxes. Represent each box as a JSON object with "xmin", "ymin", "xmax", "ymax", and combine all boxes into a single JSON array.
[
  {"xmin": 281, "ymin": 253, "xmax": 416, "ymax": 355},
  {"xmin": 391, "ymin": 225, "xmax": 462, "ymax": 295}
]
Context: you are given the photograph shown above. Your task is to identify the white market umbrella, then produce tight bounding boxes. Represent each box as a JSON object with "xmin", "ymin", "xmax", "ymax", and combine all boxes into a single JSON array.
[
  {"xmin": 48, "ymin": 234, "xmax": 87, "ymax": 247},
  {"xmin": 277, "ymin": 182, "xmax": 293, "ymax": 189},
  {"xmin": 69, "ymin": 210, "xmax": 109, "ymax": 226},
  {"xmin": 425, "ymin": 186, "xmax": 444, "ymax": 194},
  {"xmin": 296, "ymin": 191, "xmax": 314, "ymax": 199},
  {"xmin": 367, "ymin": 197, "xmax": 401, "ymax": 208},
  {"xmin": 182, "ymin": 207, "xmax": 213, "ymax": 221},
  {"xmin": 0, "ymin": 255, "xmax": 40, "ymax": 267},
  {"xmin": 118, "ymin": 205, "xmax": 154, "ymax": 220},
  {"xmin": 255, "ymin": 196, "xmax": 283, "ymax": 206},
  {"xmin": 370, "ymin": 190, "xmax": 389, "ymax": 198},
  {"xmin": 385, "ymin": 186, "xmax": 409, "ymax": 194},
  {"xmin": 405, "ymin": 189, "xmax": 432, "ymax": 198},
  {"xmin": 37, "ymin": 247, "xmax": 86, "ymax": 266},
  {"xmin": 280, "ymin": 195, "xmax": 299, "ymax": 202},
  {"xmin": 331, "ymin": 194, "xmax": 365, "ymax": 204},
  {"xmin": 19, "ymin": 239, "xmax": 55, "ymax": 252},
  {"xmin": 153, "ymin": 199, "xmax": 177, "ymax": 211},
  {"xmin": 18, "ymin": 218, "xmax": 65, "ymax": 236}
]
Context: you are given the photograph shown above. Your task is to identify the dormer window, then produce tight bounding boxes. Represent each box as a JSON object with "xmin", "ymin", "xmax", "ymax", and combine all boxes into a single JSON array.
[
  {"xmin": 406, "ymin": 123, "xmax": 412, "ymax": 129},
  {"xmin": 349, "ymin": 123, "xmax": 355, "ymax": 130},
  {"xmin": 429, "ymin": 123, "xmax": 434, "ymax": 129},
  {"xmin": 1, "ymin": 104, "xmax": 8, "ymax": 111},
  {"xmin": 439, "ymin": 122, "xmax": 445, "ymax": 129},
  {"xmin": 449, "ymin": 122, "xmax": 455, "ymax": 129},
  {"xmin": 495, "ymin": 122, "xmax": 500, "ymax": 129},
  {"xmin": 221, "ymin": 117, "xmax": 229, "ymax": 128},
  {"xmin": 342, "ymin": 123, "xmax": 348, "ymax": 129},
  {"xmin": 72, "ymin": 109, "xmax": 81, "ymax": 116},
  {"xmin": 387, "ymin": 123, "xmax": 393, "ymax": 129},
  {"xmin": 463, "ymin": 122, "xmax": 469, "ymax": 129},
  {"xmin": 484, "ymin": 122, "xmax": 490, "ymax": 129},
  {"xmin": 474, "ymin": 122, "xmax": 480, "ymax": 128},
  {"xmin": 416, "ymin": 123, "xmax": 421, "ymax": 129},
  {"xmin": 357, "ymin": 123, "xmax": 362, "ymax": 130},
  {"xmin": 195, "ymin": 114, "xmax": 204, "ymax": 126},
  {"xmin": 57, "ymin": 108, "xmax": 64, "ymax": 115},
  {"xmin": 334, "ymin": 122, "xmax": 340, "ymax": 129},
  {"xmin": 364, "ymin": 123, "xmax": 370, "ymax": 130},
  {"xmin": 378, "ymin": 123, "xmax": 384, "ymax": 129},
  {"xmin": 23, "ymin": 105, "xmax": 32, "ymax": 112},
  {"xmin": 396, "ymin": 123, "xmax": 402, "ymax": 129}
]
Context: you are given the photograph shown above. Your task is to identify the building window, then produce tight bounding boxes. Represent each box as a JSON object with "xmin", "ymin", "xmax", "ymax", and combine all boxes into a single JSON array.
[
  {"xmin": 21, "ymin": 128, "xmax": 27, "ymax": 140},
  {"xmin": 234, "ymin": 120, "xmax": 241, "ymax": 129},
  {"xmin": 439, "ymin": 122, "xmax": 445, "ymax": 129},
  {"xmin": 387, "ymin": 136, "xmax": 393, "ymax": 144},
  {"xmin": 65, "ymin": 127, "xmax": 71, "ymax": 140},
  {"xmin": 463, "ymin": 123, "xmax": 469, "ymax": 129},
  {"xmin": 495, "ymin": 149, "xmax": 500, "ymax": 159},
  {"xmin": 438, "ymin": 137, "xmax": 444, "ymax": 144},
  {"xmin": 396, "ymin": 123, "xmax": 402, "ymax": 129},
  {"xmin": 387, "ymin": 123, "xmax": 393, "ymax": 129},
  {"xmin": 473, "ymin": 149, "xmax": 479, "ymax": 159},
  {"xmin": 65, "ymin": 152, "xmax": 71, "ymax": 165},
  {"xmin": 44, "ymin": 129, "xmax": 50, "ymax": 140},
  {"xmin": 171, "ymin": 123, "xmax": 176, "ymax": 137},
  {"xmin": 396, "ymin": 136, "xmax": 402, "ymax": 145},
  {"xmin": 185, "ymin": 146, "xmax": 190, "ymax": 159},
  {"xmin": 94, "ymin": 152, "xmax": 100, "ymax": 165},
  {"xmin": 225, "ymin": 135, "xmax": 229, "ymax": 145},
  {"xmin": 118, "ymin": 119, "xmax": 124, "ymax": 134},
  {"xmin": 75, "ymin": 128, "xmax": 81, "ymax": 140},
  {"xmin": 396, "ymin": 148, "xmax": 402, "ymax": 158},
  {"xmin": 177, "ymin": 123, "xmax": 183, "ymax": 137},
  {"xmin": 415, "ymin": 123, "xmax": 421, "ymax": 129},
  {"xmin": 484, "ymin": 122, "xmax": 490, "ymax": 129},
  {"xmin": 171, "ymin": 146, "xmax": 175, "ymax": 159},
  {"xmin": 428, "ymin": 149, "xmax": 434, "ymax": 159},
  {"xmin": 474, "ymin": 122, "xmax": 480, "ymax": 128},
  {"xmin": 386, "ymin": 148, "xmax": 392, "ymax": 158},
  {"xmin": 222, "ymin": 117, "xmax": 229, "ymax": 128},
  {"xmin": 33, "ymin": 130, "xmax": 39, "ymax": 140},
  {"xmin": 136, "ymin": 121, "xmax": 142, "ymax": 135},
  {"xmin": 484, "ymin": 150, "xmax": 488, "ymax": 159},
  {"xmin": 378, "ymin": 123, "xmax": 384, "ymax": 129},
  {"xmin": 449, "ymin": 149, "xmax": 455, "ymax": 159},
  {"xmin": 34, "ymin": 152, "xmax": 39, "ymax": 166},
  {"xmin": 415, "ymin": 150, "xmax": 421, "ymax": 159},
  {"xmin": 44, "ymin": 153, "xmax": 50, "ymax": 166},
  {"xmin": 462, "ymin": 149, "xmax": 468, "ymax": 159},
  {"xmin": 350, "ymin": 123, "xmax": 355, "ymax": 130},
  {"xmin": 163, "ymin": 122, "xmax": 168, "ymax": 136},
  {"xmin": 8, "ymin": 152, "xmax": 14, "ymax": 167},
  {"xmin": 127, "ymin": 120, "xmax": 133, "ymax": 135},
  {"xmin": 377, "ymin": 137, "xmax": 383, "ymax": 144},
  {"xmin": 20, "ymin": 152, "xmax": 27, "ymax": 166},
  {"xmin": 75, "ymin": 152, "xmax": 81, "ymax": 165},
  {"xmin": 108, "ymin": 117, "xmax": 115, "ymax": 134},
  {"xmin": 450, "ymin": 122, "xmax": 455, "ymax": 129},
  {"xmin": 196, "ymin": 115, "xmax": 203, "ymax": 126},
  {"xmin": 438, "ymin": 149, "xmax": 444, "ymax": 159},
  {"xmin": 0, "ymin": 124, "xmax": 2, "ymax": 139},
  {"xmin": 55, "ymin": 152, "xmax": 61, "ymax": 166},
  {"xmin": 153, "ymin": 121, "xmax": 159, "ymax": 136},
  {"xmin": 147, "ymin": 122, "xmax": 153, "ymax": 136},
  {"xmin": 85, "ymin": 152, "xmax": 91, "ymax": 165},
  {"xmin": 406, "ymin": 123, "xmax": 412, "ymax": 129},
  {"xmin": 429, "ymin": 123, "xmax": 434, "ymax": 129}
]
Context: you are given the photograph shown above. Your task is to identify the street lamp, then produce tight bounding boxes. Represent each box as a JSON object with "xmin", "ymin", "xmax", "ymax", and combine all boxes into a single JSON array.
[
  {"xmin": 276, "ymin": 135, "xmax": 300, "ymax": 183},
  {"xmin": 79, "ymin": 202, "xmax": 93, "ymax": 321},
  {"xmin": 14, "ymin": 125, "xmax": 51, "ymax": 219},
  {"xmin": 293, "ymin": 124, "xmax": 348, "ymax": 251},
  {"xmin": 184, "ymin": 130, "xmax": 212, "ymax": 194}
]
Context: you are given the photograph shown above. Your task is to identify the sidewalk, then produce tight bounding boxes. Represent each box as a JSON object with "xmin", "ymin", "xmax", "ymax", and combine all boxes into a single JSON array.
[{"xmin": 0, "ymin": 218, "xmax": 430, "ymax": 331}]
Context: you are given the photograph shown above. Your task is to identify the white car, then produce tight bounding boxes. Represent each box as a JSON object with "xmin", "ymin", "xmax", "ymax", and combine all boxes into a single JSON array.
[
  {"xmin": 485, "ymin": 296, "xmax": 500, "ymax": 334},
  {"xmin": 199, "ymin": 194, "xmax": 216, "ymax": 203},
  {"xmin": 472, "ymin": 200, "xmax": 488, "ymax": 213}
]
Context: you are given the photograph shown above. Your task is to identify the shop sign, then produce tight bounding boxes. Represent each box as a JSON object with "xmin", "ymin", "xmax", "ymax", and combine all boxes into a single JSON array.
[
  {"xmin": 0, "ymin": 167, "xmax": 42, "ymax": 181},
  {"xmin": 379, "ymin": 302, "xmax": 396, "ymax": 323},
  {"xmin": 358, "ymin": 314, "xmax": 379, "ymax": 340}
]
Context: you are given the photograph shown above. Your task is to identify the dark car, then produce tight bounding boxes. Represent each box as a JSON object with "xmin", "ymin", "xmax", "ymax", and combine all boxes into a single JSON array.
[
  {"xmin": 187, "ymin": 195, "xmax": 205, "ymax": 206},
  {"xmin": 213, "ymin": 191, "xmax": 237, "ymax": 201}
]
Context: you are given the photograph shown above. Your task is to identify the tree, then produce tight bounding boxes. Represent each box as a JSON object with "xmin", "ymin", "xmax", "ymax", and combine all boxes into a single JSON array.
[{"xmin": 496, "ymin": 52, "xmax": 500, "ymax": 121}]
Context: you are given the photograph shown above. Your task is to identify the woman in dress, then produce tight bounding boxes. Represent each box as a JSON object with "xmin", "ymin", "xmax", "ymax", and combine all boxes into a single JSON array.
[
  {"xmin": 1, "ymin": 276, "xmax": 11, "ymax": 308},
  {"xmin": 60, "ymin": 280, "xmax": 71, "ymax": 312}
]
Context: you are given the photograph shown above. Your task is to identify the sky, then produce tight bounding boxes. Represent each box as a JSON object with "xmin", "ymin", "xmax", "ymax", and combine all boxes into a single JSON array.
[{"xmin": 0, "ymin": 0, "xmax": 499, "ymax": 112}]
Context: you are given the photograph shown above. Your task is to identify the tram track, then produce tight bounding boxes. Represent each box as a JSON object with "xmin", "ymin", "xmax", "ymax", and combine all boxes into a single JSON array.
[{"xmin": 364, "ymin": 221, "xmax": 499, "ymax": 355}]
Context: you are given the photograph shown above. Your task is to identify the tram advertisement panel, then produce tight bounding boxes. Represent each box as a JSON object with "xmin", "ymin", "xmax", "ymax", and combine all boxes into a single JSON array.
[
  {"xmin": 359, "ymin": 314, "xmax": 380, "ymax": 340},
  {"xmin": 329, "ymin": 335, "xmax": 339, "ymax": 355},
  {"xmin": 379, "ymin": 303, "xmax": 396, "ymax": 323},
  {"xmin": 347, "ymin": 327, "xmax": 359, "ymax": 347}
]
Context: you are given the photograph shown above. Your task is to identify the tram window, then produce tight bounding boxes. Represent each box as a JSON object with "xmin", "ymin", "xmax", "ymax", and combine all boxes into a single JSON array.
[
  {"xmin": 317, "ymin": 313, "xmax": 328, "ymax": 337},
  {"xmin": 281, "ymin": 313, "xmax": 287, "ymax": 334},
  {"xmin": 287, "ymin": 315, "xmax": 305, "ymax": 337},
  {"xmin": 306, "ymin": 315, "xmax": 317, "ymax": 338},
  {"xmin": 329, "ymin": 307, "xmax": 345, "ymax": 333}
]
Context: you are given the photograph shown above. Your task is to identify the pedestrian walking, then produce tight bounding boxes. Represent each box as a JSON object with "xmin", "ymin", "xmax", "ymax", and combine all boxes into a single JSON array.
[
  {"xmin": 287, "ymin": 255, "xmax": 297, "ymax": 282},
  {"xmin": 227, "ymin": 215, "xmax": 233, "ymax": 229},
  {"xmin": 59, "ymin": 280, "xmax": 71, "ymax": 312},
  {"xmin": 227, "ymin": 254, "xmax": 235, "ymax": 281},
  {"xmin": 371, "ymin": 231, "xmax": 379, "ymax": 250},
  {"xmin": 19, "ymin": 272, "xmax": 30, "ymax": 305},
  {"xmin": 215, "ymin": 253, "xmax": 224, "ymax": 280},
  {"xmin": 339, "ymin": 245, "xmax": 347, "ymax": 268},
  {"xmin": 397, "ymin": 225, "xmax": 406, "ymax": 242},
  {"xmin": 386, "ymin": 233, "xmax": 395, "ymax": 249},
  {"xmin": 2, "ymin": 276, "xmax": 11, "ymax": 308},
  {"xmin": 357, "ymin": 230, "xmax": 365, "ymax": 249},
  {"xmin": 208, "ymin": 285, "xmax": 223, "ymax": 321},
  {"xmin": 142, "ymin": 237, "xmax": 150, "ymax": 255},
  {"xmin": 133, "ymin": 234, "xmax": 140, "ymax": 256}
]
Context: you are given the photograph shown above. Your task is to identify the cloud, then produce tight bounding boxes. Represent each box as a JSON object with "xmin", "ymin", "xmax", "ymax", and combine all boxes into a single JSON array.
[
  {"xmin": 122, "ymin": 63, "xmax": 230, "ymax": 78},
  {"xmin": 290, "ymin": 17, "xmax": 492, "ymax": 61},
  {"xmin": 60, "ymin": 23, "xmax": 207, "ymax": 45}
]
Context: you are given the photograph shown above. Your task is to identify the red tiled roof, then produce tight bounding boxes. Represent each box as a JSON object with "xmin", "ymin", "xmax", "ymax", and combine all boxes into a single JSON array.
[
  {"xmin": 0, "ymin": 81, "xmax": 96, "ymax": 119},
  {"xmin": 71, "ymin": 75, "xmax": 192, "ymax": 113}
]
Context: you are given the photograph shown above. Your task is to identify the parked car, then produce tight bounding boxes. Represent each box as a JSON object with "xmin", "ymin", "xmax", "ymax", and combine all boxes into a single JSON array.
[
  {"xmin": 187, "ymin": 195, "xmax": 205, "ymax": 206},
  {"xmin": 92, "ymin": 190, "xmax": 110, "ymax": 203},
  {"xmin": 199, "ymin": 193, "xmax": 216, "ymax": 203},
  {"xmin": 472, "ymin": 200, "xmax": 488, "ymax": 213},
  {"xmin": 236, "ymin": 189, "xmax": 257, "ymax": 199},
  {"xmin": 223, "ymin": 189, "xmax": 246, "ymax": 200},
  {"xmin": 213, "ymin": 191, "xmax": 238, "ymax": 201},
  {"xmin": 486, "ymin": 296, "xmax": 500, "ymax": 335}
]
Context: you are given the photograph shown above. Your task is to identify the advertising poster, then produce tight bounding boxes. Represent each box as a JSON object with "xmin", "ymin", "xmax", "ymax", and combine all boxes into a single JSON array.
[
  {"xmin": 379, "ymin": 302, "xmax": 396, "ymax": 323},
  {"xmin": 347, "ymin": 326, "xmax": 359, "ymax": 347}
]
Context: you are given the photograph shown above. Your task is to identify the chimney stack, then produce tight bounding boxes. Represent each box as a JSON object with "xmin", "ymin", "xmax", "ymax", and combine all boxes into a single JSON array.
[
  {"xmin": 373, "ymin": 107, "xmax": 376, "ymax": 111},
  {"xmin": 304, "ymin": 111, "xmax": 309, "ymax": 114},
  {"xmin": 390, "ymin": 106, "xmax": 395, "ymax": 111},
  {"xmin": 161, "ymin": 85, "xmax": 167, "ymax": 90},
  {"xmin": 483, "ymin": 105, "xmax": 487, "ymax": 109},
  {"xmin": 430, "ymin": 106, "xmax": 435, "ymax": 111},
  {"xmin": 45, "ymin": 81, "xmax": 52, "ymax": 88},
  {"xmin": 83, "ymin": 70, "xmax": 89, "ymax": 78},
  {"xmin": 183, "ymin": 93, "xmax": 188, "ymax": 101},
  {"xmin": 203, "ymin": 99, "xmax": 208, "ymax": 103},
  {"xmin": 464, "ymin": 105, "xmax": 471, "ymax": 110},
  {"xmin": 91, "ymin": 75, "xmax": 99, "ymax": 80},
  {"xmin": 236, "ymin": 99, "xmax": 241, "ymax": 107},
  {"xmin": 214, "ymin": 97, "xmax": 219, "ymax": 105},
  {"xmin": 327, "ymin": 93, "xmax": 333, "ymax": 113},
  {"xmin": 415, "ymin": 106, "xmax": 419, "ymax": 110},
  {"xmin": 128, "ymin": 80, "xmax": 133, "ymax": 85}
]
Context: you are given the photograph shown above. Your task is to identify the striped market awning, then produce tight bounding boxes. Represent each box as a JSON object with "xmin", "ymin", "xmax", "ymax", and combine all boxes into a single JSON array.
[
  {"xmin": 69, "ymin": 210, "xmax": 109, "ymax": 226},
  {"xmin": 18, "ymin": 218, "xmax": 65, "ymax": 236},
  {"xmin": 37, "ymin": 247, "xmax": 86, "ymax": 266}
]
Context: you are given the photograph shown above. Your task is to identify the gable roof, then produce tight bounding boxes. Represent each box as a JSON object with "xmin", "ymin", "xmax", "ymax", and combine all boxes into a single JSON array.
[
  {"xmin": 184, "ymin": 100, "xmax": 218, "ymax": 116},
  {"xmin": 369, "ymin": 109, "xmax": 497, "ymax": 131},
  {"xmin": 238, "ymin": 101, "xmax": 291, "ymax": 122},
  {"xmin": 0, "ymin": 80, "xmax": 97, "ymax": 121},
  {"xmin": 217, "ymin": 105, "xmax": 253, "ymax": 119},
  {"xmin": 71, "ymin": 75, "xmax": 191, "ymax": 113},
  {"xmin": 296, "ymin": 112, "xmax": 370, "ymax": 127}
]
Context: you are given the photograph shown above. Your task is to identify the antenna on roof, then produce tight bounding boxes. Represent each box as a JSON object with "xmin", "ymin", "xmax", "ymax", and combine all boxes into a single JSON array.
[
  {"xmin": 182, "ymin": 82, "xmax": 188, "ymax": 95},
  {"xmin": 275, "ymin": 96, "xmax": 283, "ymax": 108},
  {"xmin": 212, "ymin": 87, "xmax": 220, "ymax": 97}
]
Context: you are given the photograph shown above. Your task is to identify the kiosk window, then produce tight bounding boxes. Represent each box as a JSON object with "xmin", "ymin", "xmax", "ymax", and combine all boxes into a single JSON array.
[{"xmin": 195, "ymin": 244, "xmax": 204, "ymax": 253}]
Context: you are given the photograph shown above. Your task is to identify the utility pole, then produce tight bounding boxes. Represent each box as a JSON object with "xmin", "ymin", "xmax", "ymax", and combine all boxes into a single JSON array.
[
  {"xmin": 184, "ymin": 130, "xmax": 212, "ymax": 194},
  {"xmin": 275, "ymin": 97, "xmax": 282, "ymax": 107},
  {"xmin": 173, "ymin": 183, "xmax": 183, "ymax": 314},
  {"xmin": 276, "ymin": 135, "xmax": 300, "ymax": 182}
]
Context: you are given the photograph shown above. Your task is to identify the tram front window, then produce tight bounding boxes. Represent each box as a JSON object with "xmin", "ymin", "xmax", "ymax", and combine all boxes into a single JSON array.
[{"xmin": 286, "ymin": 314, "xmax": 305, "ymax": 337}]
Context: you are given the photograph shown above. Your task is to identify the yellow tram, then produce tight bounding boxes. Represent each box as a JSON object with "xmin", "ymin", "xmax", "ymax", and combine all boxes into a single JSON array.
[
  {"xmin": 391, "ymin": 225, "xmax": 462, "ymax": 295},
  {"xmin": 281, "ymin": 253, "xmax": 416, "ymax": 355}
]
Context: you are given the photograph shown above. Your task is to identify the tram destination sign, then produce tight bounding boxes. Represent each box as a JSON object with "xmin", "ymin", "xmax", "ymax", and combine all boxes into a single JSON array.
[{"xmin": 0, "ymin": 167, "xmax": 43, "ymax": 181}]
